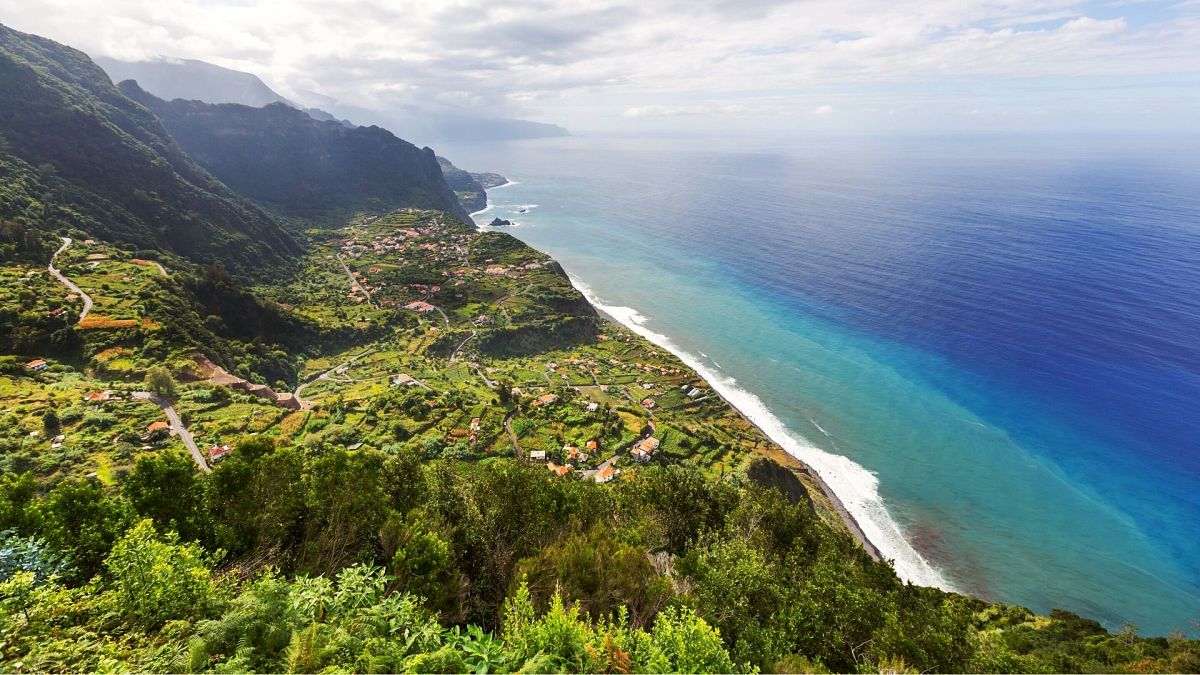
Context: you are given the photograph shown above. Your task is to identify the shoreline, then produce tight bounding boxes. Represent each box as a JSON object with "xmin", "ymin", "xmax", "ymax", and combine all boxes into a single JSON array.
[
  {"xmin": 572, "ymin": 277, "xmax": 950, "ymax": 590},
  {"xmin": 587, "ymin": 303, "xmax": 883, "ymax": 560},
  {"xmin": 469, "ymin": 180, "xmax": 519, "ymax": 219}
]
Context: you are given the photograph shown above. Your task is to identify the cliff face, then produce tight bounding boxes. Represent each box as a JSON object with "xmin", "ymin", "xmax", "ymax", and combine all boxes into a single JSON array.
[
  {"xmin": 122, "ymin": 82, "xmax": 473, "ymax": 224},
  {"xmin": 437, "ymin": 156, "xmax": 509, "ymax": 214},
  {"xmin": 0, "ymin": 24, "xmax": 301, "ymax": 272}
]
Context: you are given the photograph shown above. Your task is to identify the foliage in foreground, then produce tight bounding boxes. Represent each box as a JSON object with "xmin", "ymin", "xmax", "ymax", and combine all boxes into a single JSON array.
[{"xmin": 2, "ymin": 439, "xmax": 1198, "ymax": 673}]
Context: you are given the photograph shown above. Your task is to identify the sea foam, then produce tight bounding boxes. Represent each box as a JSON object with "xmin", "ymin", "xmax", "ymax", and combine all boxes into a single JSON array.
[{"xmin": 569, "ymin": 275, "xmax": 953, "ymax": 590}]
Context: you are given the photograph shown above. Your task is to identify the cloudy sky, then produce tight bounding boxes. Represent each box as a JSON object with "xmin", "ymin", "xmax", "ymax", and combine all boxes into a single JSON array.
[{"xmin": 3, "ymin": 0, "xmax": 1199, "ymax": 135}]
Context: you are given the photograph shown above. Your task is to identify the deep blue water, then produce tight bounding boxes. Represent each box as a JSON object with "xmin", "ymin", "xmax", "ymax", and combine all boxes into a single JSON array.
[{"xmin": 441, "ymin": 135, "xmax": 1200, "ymax": 634}]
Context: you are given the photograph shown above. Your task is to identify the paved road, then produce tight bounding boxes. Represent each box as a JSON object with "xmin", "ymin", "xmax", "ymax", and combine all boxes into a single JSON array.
[
  {"xmin": 293, "ymin": 348, "xmax": 377, "ymax": 408},
  {"xmin": 504, "ymin": 406, "xmax": 523, "ymax": 459},
  {"xmin": 449, "ymin": 331, "xmax": 476, "ymax": 362},
  {"xmin": 433, "ymin": 306, "xmax": 451, "ymax": 328},
  {"xmin": 337, "ymin": 254, "xmax": 376, "ymax": 308},
  {"xmin": 48, "ymin": 237, "xmax": 94, "ymax": 323},
  {"xmin": 133, "ymin": 391, "xmax": 210, "ymax": 473}
]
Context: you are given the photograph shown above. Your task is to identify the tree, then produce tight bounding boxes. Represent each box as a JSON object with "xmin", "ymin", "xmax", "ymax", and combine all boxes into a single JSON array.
[
  {"xmin": 41, "ymin": 410, "xmax": 58, "ymax": 433},
  {"xmin": 105, "ymin": 519, "xmax": 216, "ymax": 628},
  {"xmin": 515, "ymin": 526, "xmax": 672, "ymax": 628},
  {"xmin": 33, "ymin": 479, "xmax": 131, "ymax": 582},
  {"xmin": 0, "ymin": 530, "xmax": 70, "ymax": 584},
  {"xmin": 143, "ymin": 365, "xmax": 176, "ymax": 398},
  {"xmin": 122, "ymin": 451, "xmax": 211, "ymax": 545}
]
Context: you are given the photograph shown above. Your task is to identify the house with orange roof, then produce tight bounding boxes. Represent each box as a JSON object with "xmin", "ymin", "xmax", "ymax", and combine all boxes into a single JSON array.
[
  {"xmin": 631, "ymin": 436, "xmax": 660, "ymax": 463},
  {"xmin": 546, "ymin": 462, "xmax": 571, "ymax": 477},
  {"xmin": 25, "ymin": 359, "xmax": 47, "ymax": 371},
  {"xmin": 595, "ymin": 465, "xmax": 618, "ymax": 483}
]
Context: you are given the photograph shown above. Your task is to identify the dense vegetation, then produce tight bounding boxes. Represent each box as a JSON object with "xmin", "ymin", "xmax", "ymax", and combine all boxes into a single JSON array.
[
  {"xmin": 0, "ymin": 24, "xmax": 301, "ymax": 274},
  {"xmin": 1, "ymin": 22, "xmax": 1198, "ymax": 674},
  {"xmin": 122, "ymin": 82, "xmax": 473, "ymax": 224},
  {"xmin": 3, "ymin": 446, "xmax": 1199, "ymax": 673}
]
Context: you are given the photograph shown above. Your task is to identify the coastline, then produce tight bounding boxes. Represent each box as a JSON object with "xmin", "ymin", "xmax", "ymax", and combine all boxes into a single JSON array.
[
  {"xmin": 469, "ymin": 180, "xmax": 519, "ymax": 219},
  {"xmin": 469, "ymin": 176, "xmax": 944, "ymax": 586},
  {"xmin": 569, "ymin": 275, "xmax": 950, "ymax": 590},
  {"xmin": 586, "ymin": 301, "xmax": 883, "ymax": 560}
]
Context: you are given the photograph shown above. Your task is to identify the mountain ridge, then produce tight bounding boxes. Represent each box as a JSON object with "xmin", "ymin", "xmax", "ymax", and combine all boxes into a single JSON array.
[
  {"xmin": 0, "ymin": 23, "xmax": 301, "ymax": 273},
  {"xmin": 121, "ymin": 82, "xmax": 474, "ymax": 224}
]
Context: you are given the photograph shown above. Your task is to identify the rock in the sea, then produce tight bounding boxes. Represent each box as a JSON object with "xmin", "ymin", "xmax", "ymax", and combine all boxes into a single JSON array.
[{"xmin": 489, "ymin": 217, "xmax": 513, "ymax": 227}]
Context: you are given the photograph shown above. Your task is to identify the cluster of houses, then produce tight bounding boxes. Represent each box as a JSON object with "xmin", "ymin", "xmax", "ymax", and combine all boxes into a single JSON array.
[{"xmin": 404, "ymin": 300, "xmax": 436, "ymax": 313}]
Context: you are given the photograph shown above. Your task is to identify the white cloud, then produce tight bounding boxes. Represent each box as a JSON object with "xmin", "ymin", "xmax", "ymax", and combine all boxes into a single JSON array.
[
  {"xmin": 812, "ymin": 104, "xmax": 834, "ymax": 115},
  {"xmin": 1, "ymin": 0, "xmax": 1197, "ymax": 133}
]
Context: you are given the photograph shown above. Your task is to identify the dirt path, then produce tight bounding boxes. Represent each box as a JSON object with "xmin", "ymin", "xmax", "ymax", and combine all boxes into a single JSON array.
[
  {"xmin": 48, "ymin": 237, "xmax": 94, "ymax": 323},
  {"xmin": 133, "ymin": 391, "xmax": 210, "ymax": 473}
]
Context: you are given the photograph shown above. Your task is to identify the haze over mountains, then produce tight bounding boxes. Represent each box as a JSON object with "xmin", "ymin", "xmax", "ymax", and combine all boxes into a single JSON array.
[
  {"xmin": 94, "ymin": 56, "xmax": 569, "ymax": 145},
  {"xmin": 123, "ymin": 82, "xmax": 473, "ymax": 224}
]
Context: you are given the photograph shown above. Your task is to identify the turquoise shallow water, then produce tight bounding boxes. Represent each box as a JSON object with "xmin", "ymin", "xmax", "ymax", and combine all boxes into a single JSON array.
[{"xmin": 441, "ymin": 135, "xmax": 1200, "ymax": 634}]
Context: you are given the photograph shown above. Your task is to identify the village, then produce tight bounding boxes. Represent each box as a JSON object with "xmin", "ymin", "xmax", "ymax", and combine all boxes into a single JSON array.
[{"xmin": 1, "ymin": 209, "xmax": 788, "ymax": 489}]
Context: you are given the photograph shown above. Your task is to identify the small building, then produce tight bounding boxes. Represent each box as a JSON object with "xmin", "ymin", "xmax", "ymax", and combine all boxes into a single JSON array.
[
  {"xmin": 391, "ymin": 373, "xmax": 417, "ymax": 387},
  {"xmin": 594, "ymin": 465, "xmax": 618, "ymax": 483},
  {"xmin": 585, "ymin": 402, "xmax": 599, "ymax": 413},
  {"xmin": 147, "ymin": 421, "xmax": 170, "ymax": 433},
  {"xmin": 405, "ymin": 300, "xmax": 436, "ymax": 313},
  {"xmin": 532, "ymin": 393, "xmax": 559, "ymax": 407},
  {"xmin": 83, "ymin": 392, "xmax": 111, "ymax": 402},
  {"xmin": 586, "ymin": 439, "xmax": 599, "ymax": 452},
  {"xmin": 470, "ymin": 417, "xmax": 481, "ymax": 431},
  {"xmin": 209, "ymin": 444, "xmax": 233, "ymax": 463},
  {"xmin": 529, "ymin": 449, "xmax": 547, "ymax": 460},
  {"xmin": 25, "ymin": 359, "xmax": 48, "ymax": 372},
  {"xmin": 631, "ymin": 436, "xmax": 660, "ymax": 463},
  {"xmin": 546, "ymin": 462, "xmax": 571, "ymax": 477},
  {"xmin": 641, "ymin": 397, "xmax": 656, "ymax": 409},
  {"xmin": 274, "ymin": 392, "xmax": 302, "ymax": 410},
  {"xmin": 688, "ymin": 387, "xmax": 703, "ymax": 398}
]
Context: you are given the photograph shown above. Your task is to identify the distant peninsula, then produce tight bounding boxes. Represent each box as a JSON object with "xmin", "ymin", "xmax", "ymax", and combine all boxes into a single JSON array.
[{"xmin": 438, "ymin": 156, "xmax": 509, "ymax": 212}]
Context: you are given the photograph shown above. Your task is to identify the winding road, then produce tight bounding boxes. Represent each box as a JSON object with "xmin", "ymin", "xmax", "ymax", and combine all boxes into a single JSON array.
[
  {"xmin": 48, "ymin": 237, "xmax": 93, "ymax": 323},
  {"xmin": 293, "ymin": 348, "xmax": 377, "ymax": 409},
  {"xmin": 133, "ymin": 391, "xmax": 210, "ymax": 473},
  {"xmin": 449, "ymin": 331, "xmax": 477, "ymax": 362}
]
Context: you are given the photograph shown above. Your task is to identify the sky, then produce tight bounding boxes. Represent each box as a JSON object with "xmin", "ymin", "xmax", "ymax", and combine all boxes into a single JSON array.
[{"xmin": 2, "ymin": 0, "xmax": 1199, "ymax": 136}]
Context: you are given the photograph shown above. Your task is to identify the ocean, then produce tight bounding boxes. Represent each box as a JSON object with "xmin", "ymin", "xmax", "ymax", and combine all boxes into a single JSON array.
[{"xmin": 439, "ymin": 134, "xmax": 1200, "ymax": 635}]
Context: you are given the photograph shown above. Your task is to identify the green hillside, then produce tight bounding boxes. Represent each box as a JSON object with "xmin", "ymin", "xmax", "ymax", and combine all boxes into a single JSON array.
[
  {"xmin": 1, "ymin": 24, "xmax": 1198, "ymax": 675},
  {"xmin": 0, "ymin": 24, "xmax": 300, "ymax": 274}
]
